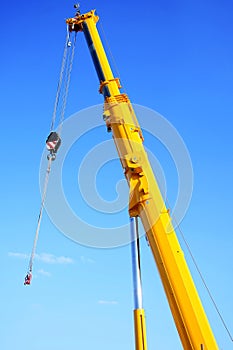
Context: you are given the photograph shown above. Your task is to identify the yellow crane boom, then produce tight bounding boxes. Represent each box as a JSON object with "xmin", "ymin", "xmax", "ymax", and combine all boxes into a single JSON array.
[{"xmin": 66, "ymin": 9, "xmax": 219, "ymax": 350}]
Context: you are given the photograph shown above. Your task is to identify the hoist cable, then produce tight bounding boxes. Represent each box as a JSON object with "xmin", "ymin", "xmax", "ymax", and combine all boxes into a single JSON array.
[
  {"xmin": 58, "ymin": 32, "xmax": 77, "ymax": 135},
  {"xmin": 24, "ymin": 28, "xmax": 77, "ymax": 285},
  {"xmin": 50, "ymin": 25, "xmax": 71, "ymax": 131},
  {"xmin": 174, "ymin": 217, "xmax": 233, "ymax": 342},
  {"xmin": 165, "ymin": 199, "xmax": 233, "ymax": 343},
  {"xmin": 98, "ymin": 18, "xmax": 125, "ymax": 94},
  {"xmin": 28, "ymin": 157, "xmax": 52, "ymax": 273}
]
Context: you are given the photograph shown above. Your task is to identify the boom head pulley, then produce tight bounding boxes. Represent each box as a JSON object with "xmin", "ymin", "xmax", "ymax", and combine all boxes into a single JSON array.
[{"xmin": 74, "ymin": 3, "xmax": 81, "ymax": 16}]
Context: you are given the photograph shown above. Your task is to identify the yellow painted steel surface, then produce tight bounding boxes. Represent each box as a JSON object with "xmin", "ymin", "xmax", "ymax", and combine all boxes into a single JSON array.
[
  {"xmin": 67, "ymin": 10, "xmax": 219, "ymax": 350},
  {"xmin": 134, "ymin": 309, "xmax": 148, "ymax": 350}
]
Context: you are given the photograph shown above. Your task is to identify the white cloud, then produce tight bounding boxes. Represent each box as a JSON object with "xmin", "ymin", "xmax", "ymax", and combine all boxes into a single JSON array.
[
  {"xmin": 8, "ymin": 252, "xmax": 74, "ymax": 264},
  {"xmin": 98, "ymin": 300, "xmax": 118, "ymax": 305},
  {"xmin": 8, "ymin": 252, "xmax": 29, "ymax": 259},
  {"xmin": 37, "ymin": 269, "xmax": 51, "ymax": 277},
  {"xmin": 80, "ymin": 255, "xmax": 95, "ymax": 264},
  {"xmin": 35, "ymin": 253, "xmax": 74, "ymax": 264}
]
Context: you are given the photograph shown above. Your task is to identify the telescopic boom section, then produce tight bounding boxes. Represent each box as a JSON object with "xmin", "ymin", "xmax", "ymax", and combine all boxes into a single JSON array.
[{"xmin": 67, "ymin": 10, "xmax": 219, "ymax": 350}]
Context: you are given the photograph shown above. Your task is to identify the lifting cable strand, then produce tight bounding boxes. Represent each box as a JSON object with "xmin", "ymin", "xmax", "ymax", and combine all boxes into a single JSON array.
[
  {"xmin": 175, "ymin": 219, "xmax": 233, "ymax": 342},
  {"xmin": 24, "ymin": 157, "xmax": 52, "ymax": 286},
  {"xmin": 24, "ymin": 28, "xmax": 76, "ymax": 285},
  {"xmin": 165, "ymin": 199, "xmax": 233, "ymax": 343},
  {"xmin": 28, "ymin": 157, "xmax": 52, "ymax": 273},
  {"xmin": 50, "ymin": 25, "xmax": 71, "ymax": 131},
  {"xmin": 25, "ymin": 146, "xmax": 53, "ymax": 285},
  {"xmin": 98, "ymin": 19, "xmax": 125, "ymax": 94},
  {"xmin": 58, "ymin": 32, "xmax": 77, "ymax": 136}
]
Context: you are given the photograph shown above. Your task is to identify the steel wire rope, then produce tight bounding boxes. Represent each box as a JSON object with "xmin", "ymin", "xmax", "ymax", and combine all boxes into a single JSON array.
[
  {"xmin": 100, "ymin": 16, "xmax": 232, "ymax": 341},
  {"xmin": 138, "ymin": 151, "xmax": 232, "ymax": 342},
  {"xmin": 24, "ymin": 28, "xmax": 77, "ymax": 283},
  {"xmin": 50, "ymin": 25, "xmax": 71, "ymax": 131},
  {"xmin": 98, "ymin": 18, "xmax": 126, "ymax": 94},
  {"xmin": 28, "ymin": 157, "xmax": 52, "ymax": 273},
  {"xmin": 164, "ymin": 198, "xmax": 233, "ymax": 343},
  {"xmin": 58, "ymin": 31, "xmax": 77, "ymax": 136}
]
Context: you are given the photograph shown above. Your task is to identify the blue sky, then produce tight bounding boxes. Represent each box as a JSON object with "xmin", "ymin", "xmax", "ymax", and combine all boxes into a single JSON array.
[{"xmin": 1, "ymin": 1, "xmax": 233, "ymax": 349}]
